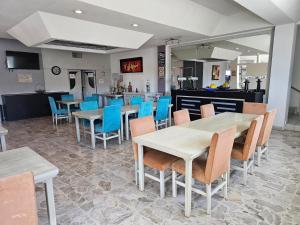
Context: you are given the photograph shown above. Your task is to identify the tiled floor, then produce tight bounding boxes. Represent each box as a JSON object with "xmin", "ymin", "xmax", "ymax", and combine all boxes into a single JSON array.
[
  {"xmin": 287, "ymin": 114, "xmax": 300, "ymax": 131},
  {"xmin": 3, "ymin": 117, "xmax": 300, "ymax": 225}
]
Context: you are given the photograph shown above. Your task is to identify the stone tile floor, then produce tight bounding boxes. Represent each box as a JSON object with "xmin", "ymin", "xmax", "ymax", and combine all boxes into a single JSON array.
[{"xmin": 3, "ymin": 117, "xmax": 300, "ymax": 225}]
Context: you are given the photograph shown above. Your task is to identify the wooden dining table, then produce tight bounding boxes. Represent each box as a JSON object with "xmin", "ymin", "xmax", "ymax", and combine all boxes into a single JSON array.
[
  {"xmin": 72, "ymin": 103, "xmax": 173, "ymax": 149},
  {"xmin": 133, "ymin": 112, "xmax": 258, "ymax": 217}
]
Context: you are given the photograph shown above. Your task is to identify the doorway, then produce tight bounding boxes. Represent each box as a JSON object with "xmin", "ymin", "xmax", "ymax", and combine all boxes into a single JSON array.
[{"xmin": 68, "ymin": 70, "xmax": 97, "ymax": 99}]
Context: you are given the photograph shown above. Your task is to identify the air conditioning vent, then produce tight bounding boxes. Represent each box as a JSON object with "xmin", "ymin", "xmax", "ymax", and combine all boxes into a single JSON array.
[
  {"xmin": 47, "ymin": 40, "xmax": 118, "ymax": 51},
  {"xmin": 72, "ymin": 52, "xmax": 82, "ymax": 58}
]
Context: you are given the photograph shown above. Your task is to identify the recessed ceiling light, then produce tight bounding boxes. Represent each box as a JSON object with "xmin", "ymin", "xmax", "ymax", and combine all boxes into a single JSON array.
[
  {"xmin": 235, "ymin": 47, "xmax": 239, "ymax": 50},
  {"xmin": 131, "ymin": 23, "xmax": 139, "ymax": 27},
  {"xmin": 247, "ymin": 50, "xmax": 251, "ymax": 52},
  {"xmin": 74, "ymin": 9, "xmax": 83, "ymax": 14}
]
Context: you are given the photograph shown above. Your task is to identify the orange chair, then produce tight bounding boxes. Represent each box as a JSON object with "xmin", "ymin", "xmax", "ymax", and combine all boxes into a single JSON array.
[
  {"xmin": 200, "ymin": 104, "xmax": 215, "ymax": 118},
  {"xmin": 130, "ymin": 116, "xmax": 178, "ymax": 198},
  {"xmin": 256, "ymin": 109, "xmax": 277, "ymax": 166},
  {"xmin": 231, "ymin": 116, "xmax": 264, "ymax": 184},
  {"xmin": 172, "ymin": 126, "xmax": 236, "ymax": 214},
  {"xmin": 0, "ymin": 172, "xmax": 38, "ymax": 225},
  {"xmin": 243, "ymin": 102, "xmax": 267, "ymax": 115},
  {"xmin": 173, "ymin": 109, "xmax": 190, "ymax": 125}
]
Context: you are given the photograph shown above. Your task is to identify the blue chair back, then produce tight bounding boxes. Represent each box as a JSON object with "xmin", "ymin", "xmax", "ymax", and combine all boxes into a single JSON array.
[
  {"xmin": 102, "ymin": 105, "xmax": 121, "ymax": 133},
  {"xmin": 155, "ymin": 99, "xmax": 169, "ymax": 121},
  {"xmin": 130, "ymin": 96, "xmax": 143, "ymax": 106},
  {"xmin": 80, "ymin": 101, "xmax": 98, "ymax": 111},
  {"xmin": 138, "ymin": 101, "xmax": 153, "ymax": 118},
  {"xmin": 108, "ymin": 98, "xmax": 124, "ymax": 107},
  {"xmin": 61, "ymin": 94, "xmax": 74, "ymax": 101},
  {"xmin": 84, "ymin": 96, "xmax": 98, "ymax": 102},
  {"xmin": 159, "ymin": 96, "xmax": 172, "ymax": 104},
  {"xmin": 48, "ymin": 97, "xmax": 58, "ymax": 114}
]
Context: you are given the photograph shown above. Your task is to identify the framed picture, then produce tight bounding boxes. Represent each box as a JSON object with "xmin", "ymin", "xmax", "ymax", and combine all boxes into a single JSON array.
[
  {"xmin": 211, "ymin": 65, "xmax": 220, "ymax": 80},
  {"xmin": 120, "ymin": 57, "xmax": 143, "ymax": 73}
]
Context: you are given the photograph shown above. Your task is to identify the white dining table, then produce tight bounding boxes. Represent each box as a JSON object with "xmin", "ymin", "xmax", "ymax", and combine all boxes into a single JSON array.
[
  {"xmin": 0, "ymin": 147, "xmax": 59, "ymax": 225},
  {"xmin": 57, "ymin": 99, "xmax": 82, "ymax": 122},
  {"xmin": 72, "ymin": 103, "xmax": 173, "ymax": 149},
  {"xmin": 133, "ymin": 112, "xmax": 258, "ymax": 217},
  {"xmin": 0, "ymin": 125, "xmax": 8, "ymax": 151}
]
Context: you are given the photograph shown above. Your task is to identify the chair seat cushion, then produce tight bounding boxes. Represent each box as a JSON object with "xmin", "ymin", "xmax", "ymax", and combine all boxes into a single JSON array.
[
  {"xmin": 231, "ymin": 143, "xmax": 244, "ymax": 160},
  {"xmin": 172, "ymin": 157, "xmax": 208, "ymax": 184},
  {"xmin": 144, "ymin": 150, "xmax": 178, "ymax": 171},
  {"xmin": 57, "ymin": 108, "xmax": 67, "ymax": 115}
]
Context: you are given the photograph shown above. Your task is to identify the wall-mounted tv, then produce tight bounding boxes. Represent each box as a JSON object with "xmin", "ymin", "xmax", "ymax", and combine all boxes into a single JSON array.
[
  {"xmin": 6, "ymin": 51, "xmax": 40, "ymax": 70},
  {"xmin": 120, "ymin": 57, "xmax": 143, "ymax": 73}
]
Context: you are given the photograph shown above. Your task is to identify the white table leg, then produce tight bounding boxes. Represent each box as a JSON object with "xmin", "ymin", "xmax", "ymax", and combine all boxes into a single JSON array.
[
  {"xmin": 184, "ymin": 159, "xmax": 193, "ymax": 217},
  {"xmin": 0, "ymin": 135, "xmax": 6, "ymax": 151},
  {"xmin": 168, "ymin": 106, "xmax": 172, "ymax": 126},
  {"xmin": 138, "ymin": 144, "xmax": 144, "ymax": 191},
  {"xmin": 125, "ymin": 112, "xmax": 129, "ymax": 140},
  {"xmin": 120, "ymin": 114, "xmax": 124, "ymax": 141},
  {"xmin": 45, "ymin": 178, "xmax": 57, "ymax": 225},
  {"xmin": 75, "ymin": 117, "xmax": 80, "ymax": 143},
  {"xmin": 67, "ymin": 104, "xmax": 71, "ymax": 123},
  {"xmin": 90, "ymin": 119, "xmax": 96, "ymax": 149}
]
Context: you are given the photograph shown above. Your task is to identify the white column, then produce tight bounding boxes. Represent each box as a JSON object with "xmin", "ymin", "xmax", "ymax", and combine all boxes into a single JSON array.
[
  {"xmin": 268, "ymin": 23, "xmax": 297, "ymax": 129},
  {"xmin": 165, "ymin": 45, "xmax": 171, "ymax": 94}
]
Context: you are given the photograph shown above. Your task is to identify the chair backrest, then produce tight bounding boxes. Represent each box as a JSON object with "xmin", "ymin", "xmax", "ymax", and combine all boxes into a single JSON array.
[
  {"xmin": 159, "ymin": 96, "xmax": 172, "ymax": 104},
  {"xmin": 79, "ymin": 101, "xmax": 98, "ymax": 111},
  {"xmin": 205, "ymin": 127, "xmax": 236, "ymax": 184},
  {"xmin": 257, "ymin": 109, "xmax": 277, "ymax": 146},
  {"xmin": 84, "ymin": 96, "xmax": 98, "ymax": 102},
  {"xmin": 155, "ymin": 99, "xmax": 169, "ymax": 121},
  {"xmin": 243, "ymin": 102, "xmax": 267, "ymax": 115},
  {"xmin": 48, "ymin": 96, "xmax": 57, "ymax": 114},
  {"xmin": 242, "ymin": 115, "xmax": 264, "ymax": 160},
  {"xmin": 61, "ymin": 94, "xmax": 74, "ymax": 101},
  {"xmin": 138, "ymin": 101, "xmax": 153, "ymax": 118},
  {"xmin": 108, "ymin": 98, "xmax": 124, "ymax": 107},
  {"xmin": 200, "ymin": 104, "xmax": 215, "ymax": 118},
  {"xmin": 0, "ymin": 172, "xmax": 38, "ymax": 225},
  {"xmin": 130, "ymin": 116, "xmax": 156, "ymax": 160},
  {"xmin": 102, "ymin": 105, "xmax": 121, "ymax": 133},
  {"xmin": 130, "ymin": 96, "xmax": 143, "ymax": 106},
  {"xmin": 173, "ymin": 109, "xmax": 190, "ymax": 125}
]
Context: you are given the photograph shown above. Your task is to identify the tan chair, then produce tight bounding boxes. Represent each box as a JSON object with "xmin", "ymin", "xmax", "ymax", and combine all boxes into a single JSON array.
[
  {"xmin": 0, "ymin": 172, "xmax": 38, "ymax": 225},
  {"xmin": 130, "ymin": 116, "xmax": 178, "ymax": 198},
  {"xmin": 173, "ymin": 109, "xmax": 190, "ymax": 125},
  {"xmin": 243, "ymin": 102, "xmax": 267, "ymax": 115},
  {"xmin": 172, "ymin": 126, "xmax": 236, "ymax": 214},
  {"xmin": 256, "ymin": 109, "xmax": 277, "ymax": 166},
  {"xmin": 200, "ymin": 104, "xmax": 215, "ymax": 118},
  {"xmin": 231, "ymin": 115, "xmax": 264, "ymax": 184}
]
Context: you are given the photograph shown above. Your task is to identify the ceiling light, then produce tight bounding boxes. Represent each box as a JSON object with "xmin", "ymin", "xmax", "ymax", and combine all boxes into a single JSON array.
[
  {"xmin": 74, "ymin": 9, "xmax": 83, "ymax": 14},
  {"xmin": 247, "ymin": 50, "xmax": 251, "ymax": 52},
  {"xmin": 235, "ymin": 47, "xmax": 239, "ymax": 50},
  {"xmin": 131, "ymin": 23, "xmax": 139, "ymax": 27}
]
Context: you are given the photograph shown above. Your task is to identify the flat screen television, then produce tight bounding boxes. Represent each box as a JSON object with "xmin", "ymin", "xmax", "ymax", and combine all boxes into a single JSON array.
[{"xmin": 6, "ymin": 51, "xmax": 40, "ymax": 70}]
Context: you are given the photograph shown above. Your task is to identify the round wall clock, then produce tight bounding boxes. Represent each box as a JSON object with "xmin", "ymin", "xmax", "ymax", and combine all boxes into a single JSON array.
[{"xmin": 51, "ymin": 66, "xmax": 61, "ymax": 75}]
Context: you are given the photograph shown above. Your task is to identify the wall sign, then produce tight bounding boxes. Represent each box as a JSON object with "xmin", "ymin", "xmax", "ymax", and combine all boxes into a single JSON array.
[
  {"xmin": 211, "ymin": 65, "xmax": 220, "ymax": 80},
  {"xmin": 158, "ymin": 51, "xmax": 165, "ymax": 78},
  {"xmin": 120, "ymin": 57, "xmax": 143, "ymax": 73},
  {"xmin": 17, "ymin": 74, "xmax": 32, "ymax": 83}
]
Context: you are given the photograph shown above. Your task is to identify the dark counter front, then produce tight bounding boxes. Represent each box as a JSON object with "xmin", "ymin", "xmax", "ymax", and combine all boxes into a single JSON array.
[
  {"xmin": 171, "ymin": 89, "xmax": 264, "ymax": 120},
  {"xmin": 2, "ymin": 92, "xmax": 67, "ymax": 121}
]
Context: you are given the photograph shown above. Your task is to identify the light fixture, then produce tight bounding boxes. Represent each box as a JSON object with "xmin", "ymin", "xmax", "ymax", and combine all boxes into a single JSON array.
[
  {"xmin": 131, "ymin": 23, "xmax": 139, "ymax": 27},
  {"xmin": 235, "ymin": 47, "xmax": 239, "ymax": 50},
  {"xmin": 74, "ymin": 9, "xmax": 83, "ymax": 14},
  {"xmin": 247, "ymin": 50, "xmax": 251, "ymax": 53}
]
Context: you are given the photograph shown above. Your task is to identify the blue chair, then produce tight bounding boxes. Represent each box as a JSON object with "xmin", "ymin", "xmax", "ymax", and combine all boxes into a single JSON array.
[
  {"xmin": 61, "ymin": 94, "xmax": 74, "ymax": 101},
  {"xmin": 108, "ymin": 98, "xmax": 124, "ymax": 107},
  {"xmin": 138, "ymin": 101, "xmax": 153, "ymax": 118},
  {"xmin": 130, "ymin": 96, "xmax": 143, "ymax": 106},
  {"xmin": 159, "ymin": 96, "xmax": 172, "ymax": 104},
  {"xmin": 95, "ymin": 105, "xmax": 122, "ymax": 149},
  {"xmin": 84, "ymin": 96, "xmax": 99, "ymax": 107},
  {"xmin": 155, "ymin": 99, "xmax": 170, "ymax": 129},
  {"xmin": 48, "ymin": 97, "xmax": 68, "ymax": 125},
  {"xmin": 79, "ymin": 101, "xmax": 99, "ymax": 133}
]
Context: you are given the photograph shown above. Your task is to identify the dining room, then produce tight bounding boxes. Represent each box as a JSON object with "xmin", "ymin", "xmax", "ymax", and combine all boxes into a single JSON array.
[{"xmin": 1, "ymin": 1, "xmax": 300, "ymax": 225}]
